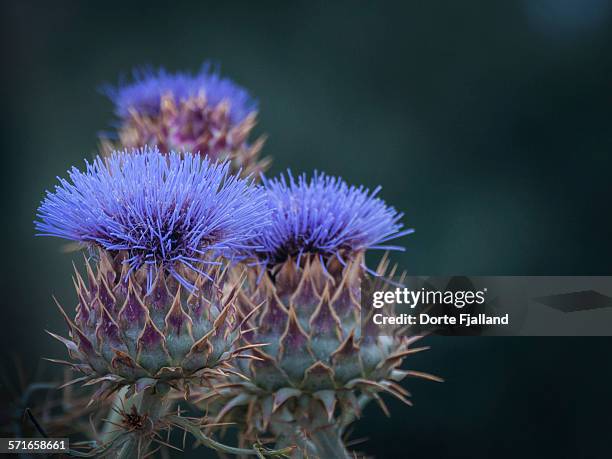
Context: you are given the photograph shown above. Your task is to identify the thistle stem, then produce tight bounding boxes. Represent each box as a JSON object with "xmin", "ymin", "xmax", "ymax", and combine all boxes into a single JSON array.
[
  {"xmin": 167, "ymin": 415, "xmax": 294, "ymax": 457},
  {"xmin": 273, "ymin": 432, "xmax": 318, "ymax": 459},
  {"xmin": 308, "ymin": 425, "xmax": 351, "ymax": 459},
  {"xmin": 116, "ymin": 387, "xmax": 169, "ymax": 459},
  {"xmin": 100, "ymin": 387, "xmax": 130, "ymax": 443},
  {"xmin": 339, "ymin": 393, "xmax": 371, "ymax": 434}
]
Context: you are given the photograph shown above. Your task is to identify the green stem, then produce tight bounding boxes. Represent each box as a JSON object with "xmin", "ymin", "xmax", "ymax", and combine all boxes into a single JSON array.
[
  {"xmin": 100, "ymin": 387, "xmax": 131, "ymax": 443},
  {"xmin": 273, "ymin": 432, "xmax": 316, "ymax": 459},
  {"xmin": 308, "ymin": 425, "xmax": 351, "ymax": 459},
  {"xmin": 115, "ymin": 435, "xmax": 140, "ymax": 459},
  {"xmin": 338, "ymin": 393, "xmax": 371, "ymax": 434},
  {"xmin": 167, "ymin": 415, "xmax": 294, "ymax": 457},
  {"xmin": 116, "ymin": 387, "xmax": 168, "ymax": 459}
]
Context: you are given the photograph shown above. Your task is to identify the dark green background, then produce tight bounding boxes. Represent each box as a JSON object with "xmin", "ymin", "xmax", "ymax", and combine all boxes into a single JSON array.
[{"xmin": 2, "ymin": 1, "xmax": 612, "ymax": 457}]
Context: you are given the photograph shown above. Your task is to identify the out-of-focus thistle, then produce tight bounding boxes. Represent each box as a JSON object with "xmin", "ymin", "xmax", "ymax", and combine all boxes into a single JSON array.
[
  {"xmin": 34, "ymin": 148, "xmax": 294, "ymax": 457},
  {"xmin": 207, "ymin": 172, "xmax": 441, "ymax": 458},
  {"xmin": 102, "ymin": 64, "xmax": 269, "ymax": 176}
]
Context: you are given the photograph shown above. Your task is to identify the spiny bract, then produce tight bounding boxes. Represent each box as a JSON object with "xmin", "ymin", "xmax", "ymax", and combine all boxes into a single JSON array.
[
  {"xmin": 216, "ymin": 256, "xmax": 435, "ymax": 434},
  {"xmin": 51, "ymin": 250, "xmax": 252, "ymax": 401},
  {"xmin": 206, "ymin": 172, "xmax": 436, "ymax": 455},
  {"xmin": 35, "ymin": 147, "xmax": 269, "ymax": 290},
  {"xmin": 103, "ymin": 64, "xmax": 268, "ymax": 175}
]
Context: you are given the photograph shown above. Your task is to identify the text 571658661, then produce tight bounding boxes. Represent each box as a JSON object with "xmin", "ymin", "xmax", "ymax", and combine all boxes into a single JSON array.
[{"xmin": 0, "ymin": 439, "xmax": 68, "ymax": 454}]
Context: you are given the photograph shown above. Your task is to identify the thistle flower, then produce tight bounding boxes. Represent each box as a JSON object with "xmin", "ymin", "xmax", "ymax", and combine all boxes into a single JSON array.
[
  {"xmin": 103, "ymin": 64, "xmax": 269, "ymax": 175},
  {"xmin": 35, "ymin": 147, "xmax": 269, "ymax": 289},
  {"xmin": 34, "ymin": 148, "xmax": 293, "ymax": 459},
  {"xmin": 208, "ymin": 172, "xmax": 437, "ymax": 458},
  {"xmin": 258, "ymin": 171, "xmax": 414, "ymax": 266},
  {"xmin": 35, "ymin": 146, "xmax": 269, "ymax": 393},
  {"xmin": 108, "ymin": 65, "xmax": 255, "ymax": 124}
]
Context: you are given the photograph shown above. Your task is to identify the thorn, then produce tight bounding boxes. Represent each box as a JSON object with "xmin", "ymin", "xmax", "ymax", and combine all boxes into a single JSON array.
[{"xmin": 405, "ymin": 370, "xmax": 444, "ymax": 383}]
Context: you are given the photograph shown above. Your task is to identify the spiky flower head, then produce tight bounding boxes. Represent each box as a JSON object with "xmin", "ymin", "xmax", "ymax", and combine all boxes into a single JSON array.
[
  {"xmin": 208, "ymin": 172, "xmax": 436, "ymax": 456},
  {"xmin": 35, "ymin": 147, "xmax": 269, "ymax": 289},
  {"xmin": 50, "ymin": 250, "xmax": 252, "ymax": 401},
  {"xmin": 258, "ymin": 171, "xmax": 413, "ymax": 266},
  {"xmin": 108, "ymin": 64, "xmax": 256, "ymax": 124},
  {"xmin": 36, "ymin": 148, "xmax": 269, "ymax": 400},
  {"xmin": 103, "ymin": 64, "xmax": 268, "ymax": 175}
]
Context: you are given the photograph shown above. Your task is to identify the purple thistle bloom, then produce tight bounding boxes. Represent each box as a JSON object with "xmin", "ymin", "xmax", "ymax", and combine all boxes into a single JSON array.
[
  {"xmin": 35, "ymin": 147, "xmax": 269, "ymax": 288},
  {"xmin": 258, "ymin": 171, "xmax": 413, "ymax": 266},
  {"xmin": 105, "ymin": 63, "xmax": 257, "ymax": 124}
]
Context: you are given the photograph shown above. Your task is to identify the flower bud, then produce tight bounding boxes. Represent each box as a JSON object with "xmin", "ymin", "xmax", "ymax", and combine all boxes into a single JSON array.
[{"xmin": 103, "ymin": 65, "xmax": 269, "ymax": 175}]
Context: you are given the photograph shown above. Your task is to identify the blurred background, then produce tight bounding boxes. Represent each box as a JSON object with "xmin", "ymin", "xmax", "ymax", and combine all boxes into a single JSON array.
[{"xmin": 2, "ymin": 0, "xmax": 612, "ymax": 457}]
